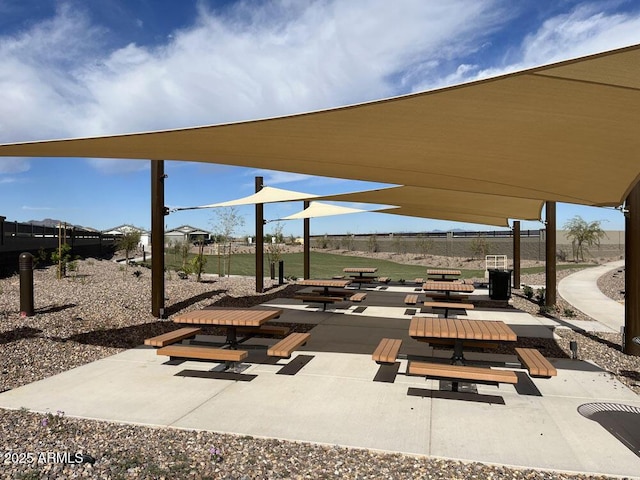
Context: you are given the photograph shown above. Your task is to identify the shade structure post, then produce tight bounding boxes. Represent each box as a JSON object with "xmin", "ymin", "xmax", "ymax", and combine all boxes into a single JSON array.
[
  {"xmin": 303, "ymin": 200, "xmax": 310, "ymax": 279},
  {"xmin": 255, "ymin": 176, "xmax": 264, "ymax": 293},
  {"xmin": 545, "ymin": 201, "xmax": 557, "ymax": 307},
  {"xmin": 151, "ymin": 160, "xmax": 166, "ymax": 318},
  {"xmin": 625, "ymin": 183, "xmax": 640, "ymax": 356},
  {"xmin": 513, "ymin": 220, "xmax": 521, "ymax": 288}
]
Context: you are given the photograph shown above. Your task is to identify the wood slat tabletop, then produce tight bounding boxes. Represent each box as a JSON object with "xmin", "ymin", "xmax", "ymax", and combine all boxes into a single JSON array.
[
  {"xmin": 426, "ymin": 269, "xmax": 461, "ymax": 276},
  {"xmin": 297, "ymin": 279, "xmax": 352, "ymax": 288},
  {"xmin": 173, "ymin": 308, "xmax": 282, "ymax": 327},
  {"xmin": 343, "ymin": 267, "xmax": 378, "ymax": 273},
  {"xmin": 409, "ymin": 317, "xmax": 516, "ymax": 342},
  {"xmin": 422, "ymin": 281, "xmax": 474, "ymax": 292}
]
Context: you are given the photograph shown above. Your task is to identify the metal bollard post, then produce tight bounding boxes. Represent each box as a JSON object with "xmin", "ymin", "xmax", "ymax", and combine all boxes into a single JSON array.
[
  {"xmin": 19, "ymin": 252, "xmax": 34, "ymax": 317},
  {"xmin": 569, "ymin": 340, "xmax": 578, "ymax": 360},
  {"xmin": 278, "ymin": 260, "xmax": 284, "ymax": 285},
  {"xmin": 270, "ymin": 262, "xmax": 275, "ymax": 280}
]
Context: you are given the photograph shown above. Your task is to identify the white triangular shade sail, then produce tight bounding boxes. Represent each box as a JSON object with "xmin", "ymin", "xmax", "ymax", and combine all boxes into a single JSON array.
[
  {"xmin": 274, "ymin": 201, "xmax": 395, "ymax": 221},
  {"xmin": 172, "ymin": 186, "xmax": 319, "ymax": 211},
  {"xmin": 2, "ymin": 44, "xmax": 639, "ymax": 215}
]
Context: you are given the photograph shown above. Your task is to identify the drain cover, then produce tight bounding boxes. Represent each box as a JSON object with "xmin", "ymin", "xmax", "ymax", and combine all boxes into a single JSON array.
[{"xmin": 578, "ymin": 403, "xmax": 640, "ymax": 457}]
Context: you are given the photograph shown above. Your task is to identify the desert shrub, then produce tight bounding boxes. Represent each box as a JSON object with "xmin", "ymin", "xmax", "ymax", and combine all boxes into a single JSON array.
[
  {"xmin": 316, "ymin": 235, "xmax": 330, "ymax": 249},
  {"xmin": 470, "ymin": 235, "xmax": 491, "ymax": 259},
  {"xmin": 523, "ymin": 285, "xmax": 534, "ymax": 299},
  {"xmin": 342, "ymin": 233, "xmax": 355, "ymax": 251},
  {"xmin": 535, "ymin": 287, "xmax": 546, "ymax": 305}
]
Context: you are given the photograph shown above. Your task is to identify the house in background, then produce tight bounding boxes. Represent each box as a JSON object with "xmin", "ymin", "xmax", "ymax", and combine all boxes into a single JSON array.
[
  {"xmin": 164, "ymin": 225, "xmax": 212, "ymax": 246},
  {"xmin": 102, "ymin": 224, "xmax": 151, "ymax": 248}
]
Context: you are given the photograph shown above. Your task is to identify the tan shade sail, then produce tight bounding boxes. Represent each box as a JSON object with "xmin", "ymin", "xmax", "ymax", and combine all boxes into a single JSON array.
[
  {"xmin": 376, "ymin": 206, "xmax": 511, "ymax": 227},
  {"xmin": 316, "ymin": 185, "xmax": 543, "ymax": 221},
  {"xmin": 274, "ymin": 201, "xmax": 395, "ymax": 221},
  {"xmin": 1, "ymin": 44, "xmax": 639, "ymax": 208}
]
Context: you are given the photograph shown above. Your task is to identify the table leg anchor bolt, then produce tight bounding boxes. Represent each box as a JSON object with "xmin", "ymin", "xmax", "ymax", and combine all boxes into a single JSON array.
[
  {"xmin": 209, "ymin": 361, "xmax": 251, "ymax": 373},
  {"xmin": 440, "ymin": 380, "xmax": 478, "ymax": 394}
]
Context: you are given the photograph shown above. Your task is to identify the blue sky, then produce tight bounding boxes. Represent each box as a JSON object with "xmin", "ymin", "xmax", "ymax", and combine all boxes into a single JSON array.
[{"xmin": 1, "ymin": 0, "xmax": 639, "ymax": 237}]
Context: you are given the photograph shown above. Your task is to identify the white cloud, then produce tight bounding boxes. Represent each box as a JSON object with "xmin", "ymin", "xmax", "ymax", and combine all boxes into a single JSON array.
[
  {"xmin": 85, "ymin": 158, "xmax": 149, "ymax": 174},
  {"xmin": 411, "ymin": 3, "xmax": 640, "ymax": 90},
  {"xmin": 0, "ymin": 157, "xmax": 30, "ymax": 174},
  {"xmin": 21, "ymin": 205, "xmax": 53, "ymax": 211},
  {"xmin": 1, "ymin": 0, "xmax": 507, "ymax": 145},
  {"xmin": 249, "ymin": 169, "xmax": 314, "ymax": 186},
  {"xmin": 1, "ymin": 0, "xmax": 639, "ymax": 180}
]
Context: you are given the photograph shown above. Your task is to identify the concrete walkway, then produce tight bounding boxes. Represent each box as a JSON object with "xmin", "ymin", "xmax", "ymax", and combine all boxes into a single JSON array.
[
  {"xmin": 1, "ymin": 274, "xmax": 639, "ymax": 477},
  {"xmin": 558, "ymin": 260, "xmax": 625, "ymax": 333}
]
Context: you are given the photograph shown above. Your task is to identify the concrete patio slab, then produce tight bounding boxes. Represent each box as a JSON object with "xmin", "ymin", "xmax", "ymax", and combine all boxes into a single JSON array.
[{"xmin": 1, "ymin": 344, "xmax": 638, "ymax": 478}]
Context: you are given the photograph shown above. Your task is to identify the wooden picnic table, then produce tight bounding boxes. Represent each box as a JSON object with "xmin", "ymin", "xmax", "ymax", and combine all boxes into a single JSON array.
[
  {"xmin": 409, "ymin": 316, "xmax": 516, "ymax": 364},
  {"xmin": 423, "ymin": 301, "xmax": 474, "ymax": 318},
  {"xmin": 422, "ymin": 281, "xmax": 474, "ymax": 300},
  {"xmin": 173, "ymin": 307, "xmax": 282, "ymax": 348},
  {"xmin": 426, "ymin": 269, "xmax": 461, "ymax": 281},
  {"xmin": 343, "ymin": 267, "xmax": 378, "ymax": 286},
  {"xmin": 297, "ymin": 278, "xmax": 352, "ymax": 295},
  {"xmin": 295, "ymin": 279, "xmax": 353, "ymax": 310}
]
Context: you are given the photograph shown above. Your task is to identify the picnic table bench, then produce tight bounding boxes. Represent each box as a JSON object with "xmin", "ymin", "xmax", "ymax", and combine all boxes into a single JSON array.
[
  {"xmin": 516, "ymin": 347, "xmax": 557, "ymax": 377},
  {"xmin": 267, "ymin": 332, "xmax": 311, "ymax": 358},
  {"xmin": 157, "ymin": 344, "xmax": 248, "ymax": 363},
  {"xmin": 372, "ymin": 338, "xmax": 403, "ymax": 364},
  {"xmin": 144, "ymin": 327, "xmax": 201, "ymax": 347},
  {"xmin": 407, "ymin": 361, "xmax": 518, "ymax": 391},
  {"xmin": 404, "ymin": 294, "xmax": 419, "ymax": 305},
  {"xmin": 349, "ymin": 292, "xmax": 367, "ymax": 302}
]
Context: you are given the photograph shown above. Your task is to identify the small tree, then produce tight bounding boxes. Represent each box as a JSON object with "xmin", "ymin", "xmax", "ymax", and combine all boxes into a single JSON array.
[
  {"xmin": 470, "ymin": 235, "xmax": 491, "ymax": 259},
  {"xmin": 563, "ymin": 215, "xmax": 607, "ymax": 262},
  {"xmin": 367, "ymin": 234, "xmax": 379, "ymax": 253},
  {"xmin": 178, "ymin": 240, "xmax": 190, "ymax": 269},
  {"xmin": 51, "ymin": 243, "xmax": 71, "ymax": 279},
  {"xmin": 266, "ymin": 222, "xmax": 285, "ymax": 268},
  {"xmin": 211, "ymin": 207, "xmax": 245, "ymax": 277},
  {"xmin": 392, "ymin": 235, "xmax": 406, "ymax": 254},
  {"xmin": 116, "ymin": 230, "xmax": 141, "ymax": 265},
  {"xmin": 415, "ymin": 235, "xmax": 434, "ymax": 258},
  {"xmin": 189, "ymin": 241, "xmax": 208, "ymax": 282}
]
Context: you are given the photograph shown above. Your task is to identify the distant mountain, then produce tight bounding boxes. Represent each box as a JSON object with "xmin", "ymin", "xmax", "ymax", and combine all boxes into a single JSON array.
[
  {"xmin": 27, "ymin": 218, "xmax": 65, "ymax": 227},
  {"xmin": 27, "ymin": 218, "xmax": 90, "ymax": 230}
]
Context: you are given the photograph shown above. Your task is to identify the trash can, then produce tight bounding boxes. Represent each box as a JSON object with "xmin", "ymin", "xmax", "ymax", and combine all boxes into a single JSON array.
[{"xmin": 488, "ymin": 269, "xmax": 512, "ymax": 300}]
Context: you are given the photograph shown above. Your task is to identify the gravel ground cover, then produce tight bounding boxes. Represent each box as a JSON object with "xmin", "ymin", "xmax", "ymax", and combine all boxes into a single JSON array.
[{"xmin": 0, "ymin": 255, "xmax": 637, "ymax": 479}]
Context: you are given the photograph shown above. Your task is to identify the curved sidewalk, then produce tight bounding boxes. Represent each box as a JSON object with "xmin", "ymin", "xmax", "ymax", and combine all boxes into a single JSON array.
[{"xmin": 558, "ymin": 260, "xmax": 625, "ymax": 333}]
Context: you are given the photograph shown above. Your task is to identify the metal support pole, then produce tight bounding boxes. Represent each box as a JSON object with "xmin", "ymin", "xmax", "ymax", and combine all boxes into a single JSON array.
[
  {"xmin": 255, "ymin": 176, "xmax": 264, "ymax": 293},
  {"xmin": 278, "ymin": 260, "xmax": 284, "ymax": 285},
  {"xmin": 19, "ymin": 252, "xmax": 34, "ymax": 317},
  {"xmin": 303, "ymin": 200, "xmax": 310, "ymax": 279},
  {"xmin": 625, "ymin": 183, "xmax": 640, "ymax": 356},
  {"xmin": 513, "ymin": 220, "xmax": 521, "ymax": 288},
  {"xmin": 545, "ymin": 201, "xmax": 557, "ymax": 307},
  {"xmin": 151, "ymin": 160, "xmax": 166, "ymax": 318}
]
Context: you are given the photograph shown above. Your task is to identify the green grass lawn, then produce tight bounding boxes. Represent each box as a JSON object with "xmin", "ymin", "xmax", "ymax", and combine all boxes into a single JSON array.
[{"xmin": 164, "ymin": 251, "xmax": 594, "ymax": 280}]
